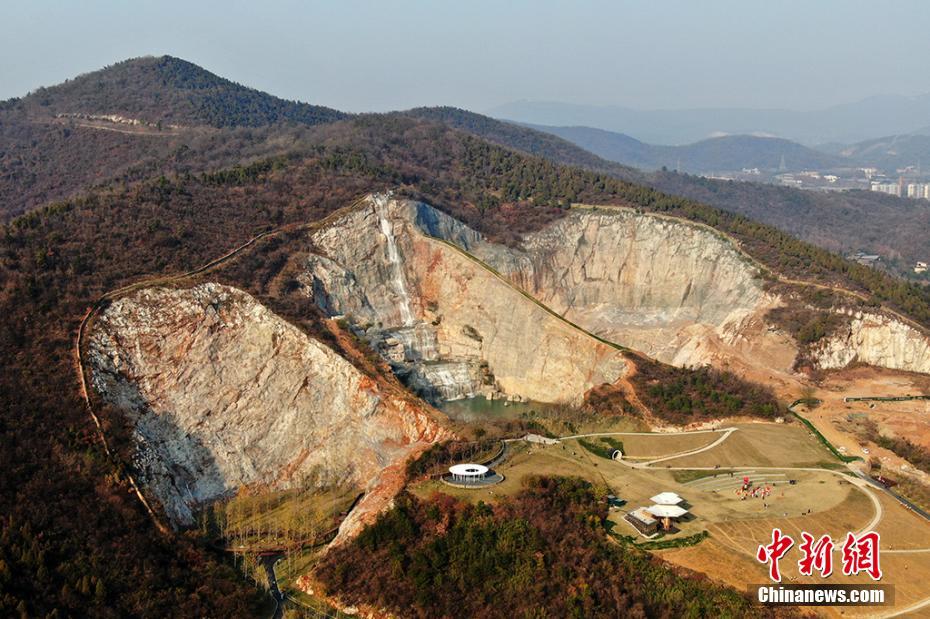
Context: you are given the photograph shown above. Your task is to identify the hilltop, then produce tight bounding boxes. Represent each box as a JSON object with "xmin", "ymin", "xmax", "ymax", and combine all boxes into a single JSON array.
[
  {"xmin": 0, "ymin": 56, "xmax": 349, "ymax": 219},
  {"xmin": 5, "ymin": 55, "xmax": 346, "ymax": 128}
]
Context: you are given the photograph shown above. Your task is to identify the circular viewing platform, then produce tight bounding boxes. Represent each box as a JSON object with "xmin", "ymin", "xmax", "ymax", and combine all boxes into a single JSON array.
[{"xmin": 441, "ymin": 463, "xmax": 504, "ymax": 488}]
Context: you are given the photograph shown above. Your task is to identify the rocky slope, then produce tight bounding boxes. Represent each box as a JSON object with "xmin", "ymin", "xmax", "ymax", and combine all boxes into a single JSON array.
[
  {"xmin": 307, "ymin": 195, "xmax": 796, "ymax": 380},
  {"xmin": 308, "ymin": 195, "xmax": 930, "ymax": 381},
  {"xmin": 85, "ymin": 195, "xmax": 930, "ymax": 540},
  {"xmin": 463, "ymin": 206, "xmax": 782, "ymax": 368},
  {"xmin": 303, "ymin": 195, "xmax": 629, "ymax": 405},
  {"xmin": 814, "ymin": 311, "xmax": 930, "ymax": 374},
  {"xmin": 87, "ymin": 283, "xmax": 448, "ymax": 529}
]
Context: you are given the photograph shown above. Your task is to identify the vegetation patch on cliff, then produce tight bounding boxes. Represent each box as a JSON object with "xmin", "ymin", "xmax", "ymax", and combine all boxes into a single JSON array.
[{"xmin": 628, "ymin": 355, "xmax": 781, "ymax": 425}]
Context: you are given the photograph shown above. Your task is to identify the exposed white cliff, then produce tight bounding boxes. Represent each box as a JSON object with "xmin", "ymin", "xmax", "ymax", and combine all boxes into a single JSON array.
[
  {"xmin": 439, "ymin": 205, "xmax": 786, "ymax": 368},
  {"xmin": 814, "ymin": 311, "xmax": 930, "ymax": 374},
  {"xmin": 375, "ymin": 193, "xmax": 415, "ymax": 327},
  {"xmin": 305, "ymin": 195, "xmax": 930, "ymax": 399},
  {"xmin": 302, "ymin": 196, "xmax": 628, "ymax": 405},
  {"xmin": 87, "ymin": 283, "xmax": 448, "ymax": 527}
]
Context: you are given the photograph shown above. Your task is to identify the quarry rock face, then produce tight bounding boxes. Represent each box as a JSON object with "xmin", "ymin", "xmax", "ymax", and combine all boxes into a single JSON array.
[
  {"xmin": 814, "ymin": 311, "xmax": 930, "ymax": 374},
  {"xmin": 304, "ymin": 195, "xmax": 629, "ymax": 405},
  {"xmin": 305, "ymin": 196, "xmax": 796, "ymax": 392},
  {"xmin": 87, "ymin": 283, "xmax": 448, "ymax": 527},
  {"xmin": 455, "ymin": 206, "xmax": 783, "ymax": 368},
  {"xmin": 85, "ymin": 194, "xmax": 930, "ymax": 544}
]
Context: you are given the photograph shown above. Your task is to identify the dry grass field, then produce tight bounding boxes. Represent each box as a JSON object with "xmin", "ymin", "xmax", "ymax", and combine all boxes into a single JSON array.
[
  {"xmin": 656, "ymin": 422, "xmax": 837, "ymax": 468},
  {"xmin": 871, "ymin": 490, "xmax": 930, "ymax": 550},
  {"xmin": 604, "ymin": 430, "xmax": 724, "ymax": 459},
  {"xmin": 663, "ymin": 484, "xmax": 930, "ymax": 617}
]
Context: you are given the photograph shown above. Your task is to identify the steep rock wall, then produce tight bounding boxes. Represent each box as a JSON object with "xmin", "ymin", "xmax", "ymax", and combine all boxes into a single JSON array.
[
  {"xmin": 814, "ymin": 311, "xmax": 930, "ymax": 374},
  {"xmin": 417, "ymin": 203, "xmax": 794, "ymax": 371},
  {"xmin": 88, "ymin": 283, "xmax": 448, "ymax": 526},
  {"xmin": 303, "ymin": 197, "xmax": 628, "ymax": 404}
]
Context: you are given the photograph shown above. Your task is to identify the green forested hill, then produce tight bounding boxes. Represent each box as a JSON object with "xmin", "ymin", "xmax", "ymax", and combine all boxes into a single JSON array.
[{"xmin": 0, "ymin": 56, "xmax": 348, "ymax": 220}]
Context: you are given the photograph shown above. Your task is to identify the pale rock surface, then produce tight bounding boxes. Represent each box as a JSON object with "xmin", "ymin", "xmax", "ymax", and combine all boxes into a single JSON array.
[
  {"xmin": 88, "ymin": 283, "xmax": 448, "ymax": 528},
  {"xmin": 814, "ymin": 311, "xmax": 930, "ymax": 374},
  {"xmin": 304, "ymin": 197, "xmax": 629, "ymax": 405},
  {"xmin": 452, "ymin": 206, "xmax": 785, "ymax": 368},
  {"xmin": 308, "ymin": 197, "xmax": 797, "ymax": 381}
]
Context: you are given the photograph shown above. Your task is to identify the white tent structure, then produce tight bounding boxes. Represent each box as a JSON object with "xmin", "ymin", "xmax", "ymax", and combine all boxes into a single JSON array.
[
  {"xmin": 448, "ymin": 463, "xmax": 489, "ymax": 484},
  {"xmin": 650, "ymin": 492, "xmax": 684, "ymax": 505},
  {"xmin": 646, "ymin": 503, "xmax": 689, "ymax": 531},
  {"xmin": 646, "ymin": 504, "xmax": 688, "ymax": 519}
]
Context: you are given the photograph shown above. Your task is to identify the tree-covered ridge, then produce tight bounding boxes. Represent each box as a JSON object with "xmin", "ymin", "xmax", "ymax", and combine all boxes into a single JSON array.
[
  {"xmin": 7, "ymin": 55, "xmax": 347, "ymax": 128},
  {"xmin": 317, "ymin": 477, "xmax": 790, "ymax": 618},
  {"xmin": 407, "ymin": 106, "xmax": 633, "ymax": 174}
]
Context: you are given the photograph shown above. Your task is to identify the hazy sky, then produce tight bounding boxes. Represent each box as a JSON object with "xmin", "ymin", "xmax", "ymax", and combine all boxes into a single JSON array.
[{"xmin": 3, "ymin": 0, "xmax": 930, "ymax": 113}]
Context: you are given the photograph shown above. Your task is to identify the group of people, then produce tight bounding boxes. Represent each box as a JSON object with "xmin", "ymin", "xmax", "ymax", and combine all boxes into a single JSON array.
[{"xmin": 735, "ymin": 476, "xmax": 772, "ymax": 501}]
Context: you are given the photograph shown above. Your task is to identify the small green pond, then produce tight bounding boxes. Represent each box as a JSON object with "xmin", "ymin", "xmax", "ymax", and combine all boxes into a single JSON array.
[{"xmin": 439, "ymin": 396, "xmax": 550, "ymax": 423}]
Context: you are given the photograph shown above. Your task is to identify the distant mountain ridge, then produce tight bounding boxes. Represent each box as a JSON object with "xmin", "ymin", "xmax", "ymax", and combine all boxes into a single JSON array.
[
  {"xmin": 489, "ymin": 95, "xmax": 930, "ymax": 145},
  {"xmin": 6, "ymin": 55, "xmax": 347, "ymax": 128},
  {"xmin": 520, "ymin": 124, "xmax": 845, "ymax": 173},
  {"xmin": 825, "ymin": 133, "xmax": 930, "ymax": 171}
]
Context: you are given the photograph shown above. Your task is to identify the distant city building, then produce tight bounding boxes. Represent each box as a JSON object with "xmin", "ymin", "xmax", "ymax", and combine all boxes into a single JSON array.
[
  {"xmin": 871, "ymin": 181, "xmax": 902, "ymax": 197},
  {"xmin": 906, "ymin": 183, "xmax": 930, "ymax": 199}
]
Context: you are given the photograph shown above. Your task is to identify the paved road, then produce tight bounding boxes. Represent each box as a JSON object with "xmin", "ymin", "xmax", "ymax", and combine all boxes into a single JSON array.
[
  {"xmin": 559, "ymin": 428, "xmax": 729, "ymax": 439},
  {"xmin": 853, "ymin": 471, "xmax": 930, "ymax": 521},
  {"xmin": 262, "ymin": 556, "xmax": 284, "ymax": 619},
  {"xmin": 563, "ymin": 428, "xmax": 738, "ymax": 470},
  {"xmin": 640, "ymin": 428, "xmax": 738, "ymax": 467}
]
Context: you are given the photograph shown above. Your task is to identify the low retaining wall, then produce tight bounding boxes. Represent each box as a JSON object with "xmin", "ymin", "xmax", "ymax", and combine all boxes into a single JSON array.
[{"xmin": 440, "ymin": 472, "xmax": 505, "ymax": 489}]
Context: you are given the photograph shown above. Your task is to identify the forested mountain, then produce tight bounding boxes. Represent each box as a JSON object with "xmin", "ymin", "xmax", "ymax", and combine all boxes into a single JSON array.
[
  {"xmin": 524, "ymin": 123, "xmax": 845, "ymax": 173},
  {"xmin": 0, "ymin": 56, "xmax": 347, "ymax": 219},
  {"xmin": 411, "ymin": 107, "xmax": 930, "ymax": 274},
  {"xmin": 0, "ymin": 111, "xmax": 758, "ymax": 618},
  {"xmin": 5, "ymin": 55, "xmax": 346, "ymax": 128}
]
